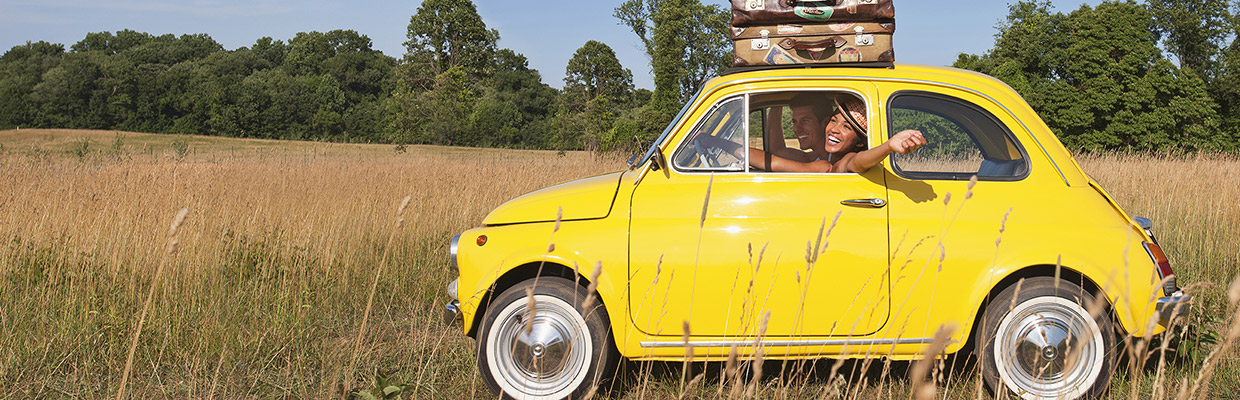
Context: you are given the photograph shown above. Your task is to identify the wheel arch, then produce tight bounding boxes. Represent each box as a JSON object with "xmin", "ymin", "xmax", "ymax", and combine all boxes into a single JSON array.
[
  {"xmin": 961, "ymin": 263, "xmax": 1112, "ymax": 352},
  {"xmin": 466, "ymin": 260, "xmax": 608, "ymax": 338}
]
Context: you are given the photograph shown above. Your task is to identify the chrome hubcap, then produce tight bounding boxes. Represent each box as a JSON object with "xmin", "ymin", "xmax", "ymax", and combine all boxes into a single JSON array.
[
  {"xmin": 488, "ymin": 294, "xmax": 591, "ymax": 398},
  {"xmin": 512, "ymin": 316, "xmax": 573, "ymax": 379},
  {"xmin": 996, "ymin": 296, "xmax": 1103, "ymax": 399}
]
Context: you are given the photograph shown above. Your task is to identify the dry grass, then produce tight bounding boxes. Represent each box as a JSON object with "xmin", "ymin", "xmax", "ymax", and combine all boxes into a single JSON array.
[{"xmin": 1, "ymin": 130, "xmax": 1238, "ymax": 399}]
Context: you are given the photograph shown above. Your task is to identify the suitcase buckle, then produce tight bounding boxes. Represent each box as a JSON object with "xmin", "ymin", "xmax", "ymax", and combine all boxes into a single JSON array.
[
  {"xmin": 854, "ymin": 26, "xmax": 874, "ymax": 46},
  {"xmin": 752, "ymin": 29, "xmax": 772, "ymax": 51}
]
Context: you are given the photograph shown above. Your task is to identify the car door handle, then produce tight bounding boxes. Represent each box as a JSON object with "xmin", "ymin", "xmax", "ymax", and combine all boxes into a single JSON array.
[{"xmin": 841, "ymin": 198, "xmax": 886, "ymax": 208}]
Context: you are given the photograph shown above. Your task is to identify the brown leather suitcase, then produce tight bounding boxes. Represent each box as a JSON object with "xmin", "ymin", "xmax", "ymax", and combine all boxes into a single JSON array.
[
  {"xmin": 731, "ymin": 0, "xmax": 895, "ymax": 27},
  {"xmin": 731, "ymin": 21, "xmax": 894, "ymax": 66},
  {"xmin": 730, "ymin": 20, "xmax": 894, "ymax": 39}
]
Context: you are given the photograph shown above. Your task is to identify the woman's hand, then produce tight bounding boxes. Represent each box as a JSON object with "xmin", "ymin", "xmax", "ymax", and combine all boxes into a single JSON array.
[{"xmin": 887, "ymin": 129, "xmax": 926, "ymax": 154}]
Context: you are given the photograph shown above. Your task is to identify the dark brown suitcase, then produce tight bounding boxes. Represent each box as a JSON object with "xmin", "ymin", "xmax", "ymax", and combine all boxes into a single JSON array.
[
  {"xmin": 731, "ymin": 0, "xmax": 895, "ymax": 27},
  {"xmin": 731, "ymin": 22, "xmax": 894, "ymax": 67}
]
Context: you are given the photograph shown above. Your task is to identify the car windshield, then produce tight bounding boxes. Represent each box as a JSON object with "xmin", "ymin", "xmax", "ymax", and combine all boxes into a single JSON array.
[{"xmin": 628, "ymin": 91, "xmax": 703, "ymax": 170}]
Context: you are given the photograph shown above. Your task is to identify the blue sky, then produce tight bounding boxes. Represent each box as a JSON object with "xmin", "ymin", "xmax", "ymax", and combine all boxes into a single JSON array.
[{"xmin": 0, "ymin": 0, "xmax": 1104, "ymax": 89}]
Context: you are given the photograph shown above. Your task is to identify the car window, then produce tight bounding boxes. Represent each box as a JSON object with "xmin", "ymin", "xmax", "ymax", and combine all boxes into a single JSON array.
[
  {"xmin": 888, "ymin": 92, "xmax": 1028, "ymax": 180},
  {"xmin": 747, "ymin": 90, "xmax": 867, "ymax": 173},
  {"xmin": 673, "ymin": 96, "xmax": 747, "ymax": 172}
]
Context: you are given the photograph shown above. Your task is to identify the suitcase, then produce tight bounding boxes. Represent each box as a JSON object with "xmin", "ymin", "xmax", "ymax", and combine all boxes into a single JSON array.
[
  {"xmin": 731, "ymin": 0, "xmax": 895, "ymax": 27},
  {"xmin": 731, "ymin": 22, "xmax": 894, "ymax": 66},
  {"xmin": 730, "ymin": 20, "xmax": 894, "ymax": 40}
]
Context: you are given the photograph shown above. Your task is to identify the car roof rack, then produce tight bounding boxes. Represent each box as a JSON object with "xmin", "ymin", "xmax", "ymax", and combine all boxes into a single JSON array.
[{"xmin": 721, "ymin": 62, "xmax": 895, "ymax": 77}]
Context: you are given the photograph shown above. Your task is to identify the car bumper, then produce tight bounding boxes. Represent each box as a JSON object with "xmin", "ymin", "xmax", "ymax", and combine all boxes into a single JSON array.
[
  {"xmin": 1155, "ymin": 290, "xmax": 1191, "ymax": 327},
  {"xmin": 443, "ymin": 278, "xmax": 462, "ymax": 325},
  {"xmin": 443, "ymin": 300, "xmax": 462, "ymax": 325}
]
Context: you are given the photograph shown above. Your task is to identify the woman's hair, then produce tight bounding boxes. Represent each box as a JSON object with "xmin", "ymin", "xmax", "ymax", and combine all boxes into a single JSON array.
[{"xmin": 834, "ymin": 95, "xmax": 869, "ymax": 150}]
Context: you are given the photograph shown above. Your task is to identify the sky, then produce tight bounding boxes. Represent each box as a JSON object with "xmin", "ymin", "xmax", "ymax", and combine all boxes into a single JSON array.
[{"xmin": 0, "ymin": 0, "xmax": 1106, "ymax": 89}]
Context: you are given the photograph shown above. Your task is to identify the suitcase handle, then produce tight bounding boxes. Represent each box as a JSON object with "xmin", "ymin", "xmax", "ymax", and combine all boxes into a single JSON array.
[{"xmin": 778, "ymin": 37, "xmax": 846, "ymax": 50}]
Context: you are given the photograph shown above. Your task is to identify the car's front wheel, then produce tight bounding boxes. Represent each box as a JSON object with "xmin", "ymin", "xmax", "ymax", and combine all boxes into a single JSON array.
[
  {"xmin": 977, "ymin": 277, "xmax": 1116, "ymax": 399},
  {"xmin": 477, "ymin": 276, "xmax": 617, "ymax": 399}
]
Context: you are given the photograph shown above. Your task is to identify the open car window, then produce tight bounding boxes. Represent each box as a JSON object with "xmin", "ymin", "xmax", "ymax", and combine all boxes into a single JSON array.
[
  {"xmin": 672, "ymin": 90, "xmax": 871, "ymax": 174},
  {"xmin": 888, "ymin": 92, "xmax": 1029, "ymax": 181}
]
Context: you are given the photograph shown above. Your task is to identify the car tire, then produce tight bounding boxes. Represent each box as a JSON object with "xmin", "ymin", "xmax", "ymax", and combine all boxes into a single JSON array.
[
  {"xmin": 477, "ymin": 276, "xmax": 617, "ymax": 400},
  {"xmin": 976, "ymin": 277, "xmax": 1116, "ymax": 400}
]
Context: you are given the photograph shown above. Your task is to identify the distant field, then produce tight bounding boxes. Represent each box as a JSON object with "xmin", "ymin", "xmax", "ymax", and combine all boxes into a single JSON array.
[{"xmin": 1, "ymin": 129, "xmax": 1237, "ymax": 399}]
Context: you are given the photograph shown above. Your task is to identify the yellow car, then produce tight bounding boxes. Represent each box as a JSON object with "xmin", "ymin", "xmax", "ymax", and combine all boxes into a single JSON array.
[{"xmin": 444, "ymin": 64, "xmax": 1189, "ymax": 400}]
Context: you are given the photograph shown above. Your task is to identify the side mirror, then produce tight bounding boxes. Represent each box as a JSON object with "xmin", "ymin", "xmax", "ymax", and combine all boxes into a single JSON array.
[
  {"xmin": 633, "ymin": 147, "xmax": 669, "ymax": 185},
  {"xmin": 651, "ymin": 148, "xmax": 666, "ymax": 171}
]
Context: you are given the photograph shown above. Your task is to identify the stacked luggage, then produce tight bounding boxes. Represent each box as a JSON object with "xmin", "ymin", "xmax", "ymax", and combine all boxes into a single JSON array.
[{"xmin": 730, "ymin": 0, "xmax": 895, "ymax": 67}]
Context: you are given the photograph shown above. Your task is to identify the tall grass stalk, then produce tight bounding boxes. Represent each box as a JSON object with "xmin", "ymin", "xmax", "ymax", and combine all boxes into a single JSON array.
[
  {"xmin": 2, "ymin": 130, "xmax": 1238, "ymax": 398},
  {"xmin": 341, "ymin": 195, "xmax": 411, "ymax": 398},
  {"xmin": 116, "ymin": 207, "xmax": 188, "ymax": 400}
]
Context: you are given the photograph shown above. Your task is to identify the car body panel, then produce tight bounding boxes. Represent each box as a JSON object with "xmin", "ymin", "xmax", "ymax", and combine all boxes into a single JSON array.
[
  {"xmin": 451, "ymin": 63, "xmax": 1172, "ymax": 363},
  {"xmin": 481, "ymin": 171, "xmax": 625, "ymax": 226}
]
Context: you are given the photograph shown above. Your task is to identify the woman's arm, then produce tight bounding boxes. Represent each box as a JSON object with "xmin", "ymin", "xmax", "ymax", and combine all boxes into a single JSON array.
[
  {"xmin": 749, "ymin": 147, "xmax": 833, "ymax": 172},
  {"xmin": 835, "ymin": 129, "xmax": 926, "ymax": 173}
]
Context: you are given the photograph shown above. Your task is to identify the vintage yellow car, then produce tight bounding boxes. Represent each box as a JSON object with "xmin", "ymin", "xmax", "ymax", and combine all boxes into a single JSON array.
[{"xmin": 444, "ymin": 64, "xmax": 1189, "ymax": 399}]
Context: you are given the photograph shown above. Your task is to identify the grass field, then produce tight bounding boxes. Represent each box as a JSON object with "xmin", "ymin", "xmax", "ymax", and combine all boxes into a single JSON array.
[{"xmin": 1, "ymin": 129, "xmax": 1238, "ymax": 399}]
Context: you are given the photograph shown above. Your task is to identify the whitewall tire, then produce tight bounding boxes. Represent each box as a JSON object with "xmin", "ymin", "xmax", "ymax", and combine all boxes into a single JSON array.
[
  {"xmin": 477, "ymin": 277, "xmax": 617, "ymax": 399},
  {"xmin": 977, "ymin": 277, "xmax": 1116, "ymax": 399}
]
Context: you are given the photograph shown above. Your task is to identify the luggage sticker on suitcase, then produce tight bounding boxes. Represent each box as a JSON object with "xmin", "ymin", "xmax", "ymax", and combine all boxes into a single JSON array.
[
  {"xmin": 731, "ymin": 21, "xmax": 895, "ymax": 40},
  {"xmin": 732, "ymin": 0, "xmax": 892, "ymax": 26}
]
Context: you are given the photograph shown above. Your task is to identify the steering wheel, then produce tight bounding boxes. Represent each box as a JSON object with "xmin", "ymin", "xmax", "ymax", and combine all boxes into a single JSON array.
[
  {"xmin": 693, "ymin": 140, "xmax": 713, "ymax": 167},
  {"xmin": 694, "ymin": 136, "xmax": 724, "ymax": 168}
]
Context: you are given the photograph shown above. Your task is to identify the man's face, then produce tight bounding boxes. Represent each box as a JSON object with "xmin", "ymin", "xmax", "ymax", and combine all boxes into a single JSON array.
[{"xmin": 790, "ymin": 105, "xmax": 825, "ymax": 150}]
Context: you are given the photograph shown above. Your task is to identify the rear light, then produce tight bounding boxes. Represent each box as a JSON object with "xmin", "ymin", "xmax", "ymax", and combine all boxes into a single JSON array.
[{"xmin": 1143, "ymin": 242, "xmax": 1177, "ymax": 295}]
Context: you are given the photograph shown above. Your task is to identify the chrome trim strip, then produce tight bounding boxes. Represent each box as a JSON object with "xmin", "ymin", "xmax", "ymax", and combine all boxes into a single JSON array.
[
  {"xmin": 449, "ymin": 234, "xmax": 460, "ymax": 274},
  {"xmin": 640, "ymin": 337, "xmax": 934, "ymax": 348}
]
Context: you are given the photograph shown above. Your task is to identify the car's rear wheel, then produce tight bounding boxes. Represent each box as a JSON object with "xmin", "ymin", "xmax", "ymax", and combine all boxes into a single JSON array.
[
  {"xmin": 477, "ymin": 277, "xmax": 617, "ymax": 400},
  {"xmin": 977, "ymin": 277, "xmax": 1115, "ymax": 399}
]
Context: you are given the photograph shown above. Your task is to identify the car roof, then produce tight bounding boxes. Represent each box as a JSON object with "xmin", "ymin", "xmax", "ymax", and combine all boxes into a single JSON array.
[{"xmin": 707, "ymin": 63, "xmax": 1020, "ymax": 102}]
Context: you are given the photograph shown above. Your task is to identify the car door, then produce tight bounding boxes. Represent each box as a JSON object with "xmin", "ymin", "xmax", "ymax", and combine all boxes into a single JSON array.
[
  {"xmin": 628, "ymin": 85, "xmax": 892, "ymax": 340},
  {"xmin": 877, "ymin": 85, "xmax": 1045, "ymax": 340}
]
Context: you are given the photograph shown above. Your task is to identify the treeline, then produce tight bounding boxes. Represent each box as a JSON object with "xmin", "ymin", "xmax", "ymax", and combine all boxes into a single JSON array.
[
  {"xmin": 955, "ymin": 0, "xmax": 1240, "ymax": 151},
  {"xmin": 2, "ymin": 0, "xmax": 1236, "ymax": 152},
  {"xmin": 0, "ymin": 30, "xmax": 395, "ymax": 142},
  {"xmin": 0, "ymin": 0, "xmax": 729, "ymax": 152}
]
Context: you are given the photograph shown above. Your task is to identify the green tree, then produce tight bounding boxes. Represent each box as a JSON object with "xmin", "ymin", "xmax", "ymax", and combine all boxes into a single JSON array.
[
  {"xmin": 1146, "ymin": 0, "xmax": 1231, "ymax": 73},
  {"xmin": 955, "ymin": 1, "xmax": 1223, "ymax": 151},
  {"xmin": 615, "ymin": 0, "xmax": 729, "ymax": 109},
  {"xmin": 481, "ymin": 49, "xmax": 556, "ymax": 148},
  {"xmin": 404, "ymin": 0, "xmax": 499, "ymax": 77},
  {"xmin": 564, "ymin": 40, "xmax": 634, "ymax": 103},
  {"xmin": 1215, "ymin": 4, "xmax": 1240, "ymax": 145},
  {"xmin": 386, "ymin": 66, "xmax": 474, "ymax": 145},
  {"xmin": 556, "ymin": 41, "xmax": 637, "ymax": 151},
  {"xmin": 0, "ymin": 41, "xmax": 64, "ymax": 129}
]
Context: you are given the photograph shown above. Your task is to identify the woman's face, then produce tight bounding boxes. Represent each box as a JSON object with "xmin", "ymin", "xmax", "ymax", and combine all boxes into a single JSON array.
[{"xmin": 823, "ymin": 112, "xmax": 862, "ymax": 155}]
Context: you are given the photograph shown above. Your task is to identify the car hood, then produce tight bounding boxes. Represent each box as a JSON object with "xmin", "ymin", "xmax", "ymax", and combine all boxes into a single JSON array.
[{"xmin": 482, "ymin": 171, "xmax": 625, "ymax": 226}]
